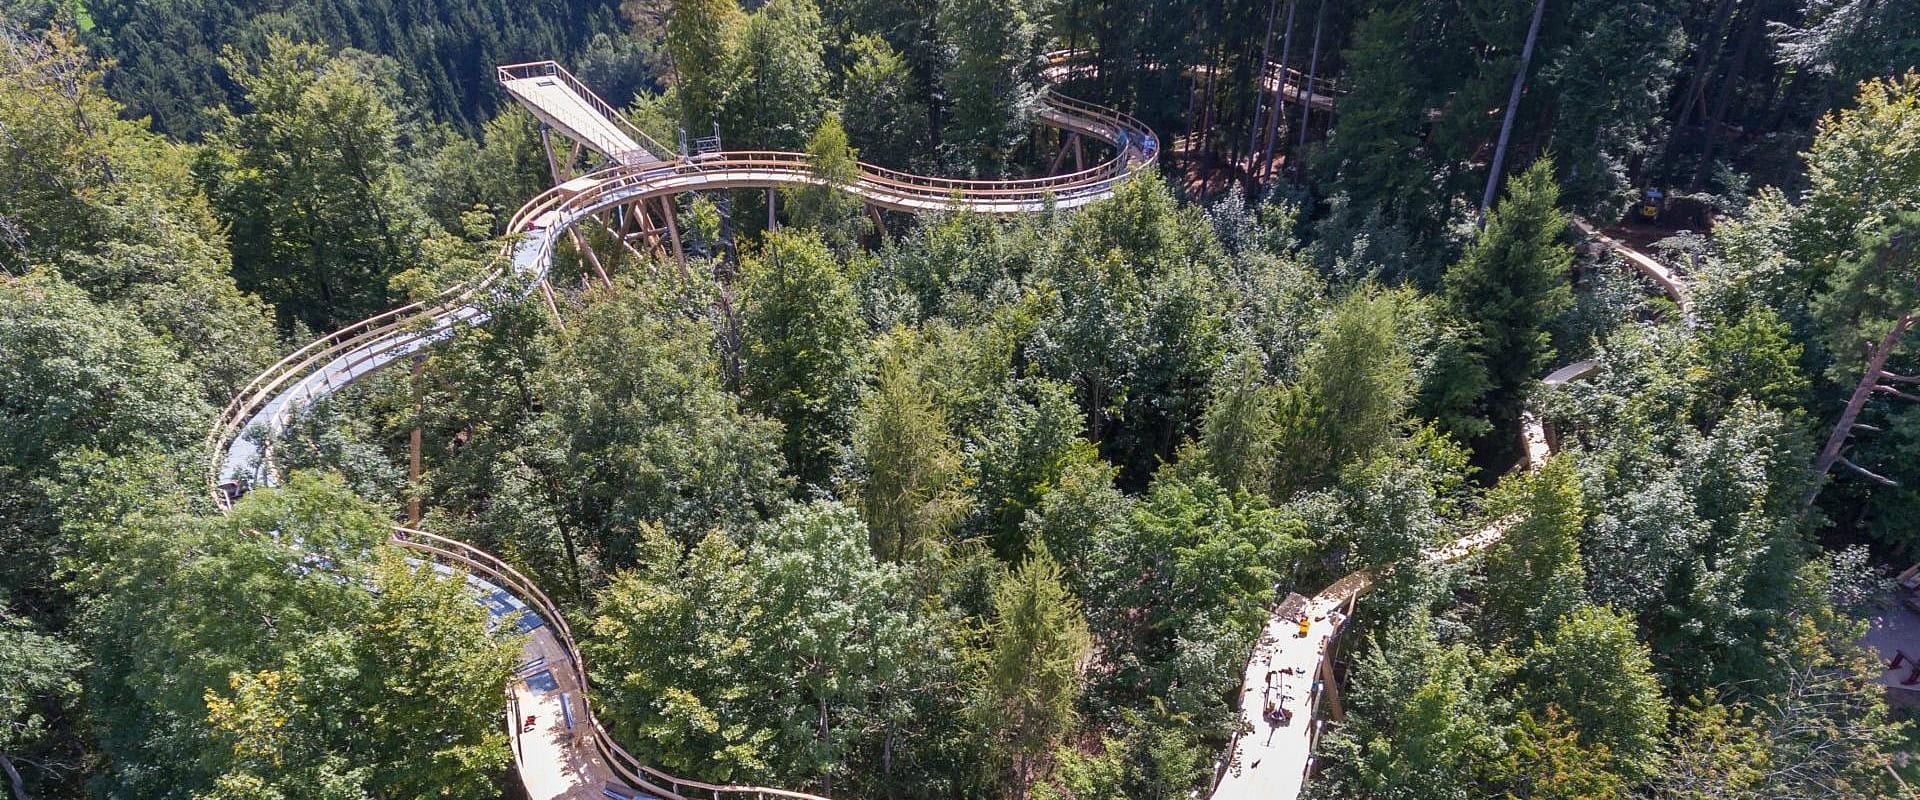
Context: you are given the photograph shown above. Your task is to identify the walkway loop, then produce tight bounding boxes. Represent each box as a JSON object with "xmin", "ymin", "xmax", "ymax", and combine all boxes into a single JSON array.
[
  {"xmin": 207, "ymin": 52, "xmax": 1169, "ymax": 800},
  {"xmin": 203, "ymin": 54, "xmax": 1666, "ymax": 800}
]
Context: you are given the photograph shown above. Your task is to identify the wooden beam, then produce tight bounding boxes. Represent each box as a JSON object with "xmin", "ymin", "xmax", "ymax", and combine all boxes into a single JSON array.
[
  {"xmin": 408, "ymin": 356, "xmax": 425, "ymax": 526},
  {"xmin": 1050, "ymin": 132, "xmax": 1080, "ymax": 173},
  {"xmin": 660, "ymin": 195, "xmax": 687, "ymax": 280},
  {"xmin": 568, "ymin": 227, "xmax": 613, "ymax": 289},
  {"xmin": 1317, "ymin": 654, "xmax": 1345, "ymax": 722},
  {"xmin": 538, "ymin": 280, "xmax": 565, "ymax": 329}
]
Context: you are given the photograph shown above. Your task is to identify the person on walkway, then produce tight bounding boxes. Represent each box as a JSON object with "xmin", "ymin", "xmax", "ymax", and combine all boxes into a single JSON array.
[{"xmin": 1297, "ymin": 614, "xmax": 1311, "ymax": 637}]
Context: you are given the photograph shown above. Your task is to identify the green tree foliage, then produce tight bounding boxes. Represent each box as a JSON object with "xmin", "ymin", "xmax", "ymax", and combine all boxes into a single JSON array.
[
  {"xmin": 200, "ymin": 37, "xmax": 436, "ymax": 331},
  {"xmin": 1540, "ymin": 0, "xmax": 1685, "ymax": 211},
  {"xmin": 966, "ymin": 379, "xmax": 1094, "ymax": 560},
  {"xmin": 0, "ymin": 600, "xmax": 80, "ymax": 797},
  {"xmin": 725, "ymin": 0, "xmax": 831, "ymax": 150},
  {"xmin": 1794, "ymin": 72, "xmax": 1920, "ymax": 285},
  {"xmin": 1439, "ymin": 159, "xmax": 1574, "ymax": 460},
  {"xmin": 1516, "ymin": 606, "xmax": 1667, "ymax": 777},
  {"xmin": 851, "ymin": 337, "xmax": 972, "ymax": 562},
  {"xmin": 1312, "ymin": 618, "xmax": 1511, "ymax": 800},
  {"xmin": 1479, "ymin": 457, "xmax": 1587, "ymax": 641},
  {"xmin": 1020, "ymin": 456, "xmax": 1131, "ymax": 593},
  {"xmin": 977, "ymin": 546, "xmax": 1090, "ymax": 800},
  {"xmin": 586, "ymin": 502, "xmax": 954, "ymax": 795},
  {"xmin": 421, "ymin": 107, "xmax": 554, "ymax": 232},
  {"xmin": 1195, "ymin": 348, "xmax": 1282, "ymax": 495},
  {"xmin": 534, "ymin": 277, "xmax": 788, "ymax": 555},
  {"xmin": 784, "ymin": 114, "xmax": 870, "ymax": 252},
  {"xmin": 85, "ymin": 0, "xmax": 626, "ymax": 136},
  {"xmin": 740, "ymin": 230, "xmax": 869, "ymax": 486},
  {"xmin": 1272, "ymin": 286, "xmax": 1417, "ymax": 497},
  {"xmin": 839, "ymin": 34, "xmax": 928, "ymax": 170},
  {"xmin": 0, "ymin": 27, "xmax": 275, "ymax": 397},
  {"xmin": 1316, "ymin": 7, "xmax": 1429, "ymax": 228},
  {"xmin": 1486, "ymin": 709, "xmax": 1627, "ymax": 800},
  {"xmin": 664, "ymin": 0, "xmax": 745, "ymax": 136},
  {"xmin": 936, "ymin": 0, "xmax": 1041, "ymax": 173},
  {"xmin": 77, "ymin": 473, "xmax": 518, "ymax": 799},
  {"xmin": 0, "ymin": 271, "xmax": 210, "ymax": 602},
  {"xmin": 1082, "ymin": 470, "xmax": 1309, "ymax": 737}
]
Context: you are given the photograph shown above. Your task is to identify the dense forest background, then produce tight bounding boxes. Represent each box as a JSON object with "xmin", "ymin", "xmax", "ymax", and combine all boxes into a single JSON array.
[{"xmin": 1, "ymin": 0, "xmax": 1919, "ymax": 799}]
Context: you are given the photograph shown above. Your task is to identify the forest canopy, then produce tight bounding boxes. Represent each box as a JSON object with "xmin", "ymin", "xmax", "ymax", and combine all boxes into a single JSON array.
[{"xmin": 3, "ymin": 1, "xmax": 1920, "ymax": 799}]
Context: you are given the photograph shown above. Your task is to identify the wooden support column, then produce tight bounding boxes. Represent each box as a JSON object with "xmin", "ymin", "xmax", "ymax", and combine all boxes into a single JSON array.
[
  {"xmin": 634, "ymin": 200, "xmax": 668, "ymax": 257},
  {"xmin": 1050, "ymin": 132, "xmax": 1081, "ymax": 173},
  {"xmin": 408, "ymin": 356, "xmax": 425, "ymax": 526},
  {"xmin": 538, "ymin": 280, "xmax": 565, "ymax": 328},
  {"xmin": 569, "ymin": 227, "xmax": 613, "ymax": 289},
  {"xmin": 1073, "ymin": 135, "xmax": 1085, "ymax": 172},
  {"xmin": 767, "ymin": 187, "xmax": 777, "ymax": 231},
  {"xmin": 1317, "ymin": 655, "xmax": 1345, "ymax": 722},
  {"xmin": 867, "ymin": 204, "xmax": 886, "ymax": 241},
  {"xmin": 660, "ymin": 195, "xmax": 687, "ymax": 280}
]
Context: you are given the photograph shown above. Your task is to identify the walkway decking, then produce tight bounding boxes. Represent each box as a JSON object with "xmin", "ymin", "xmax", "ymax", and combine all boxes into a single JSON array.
[
  {"xmin": 1214, "ymin": 598, "xmax": 1343, "ymax": 800},
  {"xmin": 510, "ymin": 627, "xmax": 616, "ymax": 800},
  {"xmin": 499, "ymin": 68, "xmax": 661, "ymax": 167},
  {"xmin": 1212, "ymin": 226, "xmax": 1680, "ymax": 800}
]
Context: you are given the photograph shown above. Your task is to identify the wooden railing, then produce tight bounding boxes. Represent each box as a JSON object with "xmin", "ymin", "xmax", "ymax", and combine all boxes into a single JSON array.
[
  {"xmin": 497, "ymin": 60, "xmax": 674, "ymax": 164},
  {"xmin": 207, "ymin": 56, "xmax": 1162, "ymax": 800}
]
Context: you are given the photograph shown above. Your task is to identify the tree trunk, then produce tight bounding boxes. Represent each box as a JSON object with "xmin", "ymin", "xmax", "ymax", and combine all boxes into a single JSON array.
[
  {"xmin": 1, "ymin": 754, "xmax": 30, "ymax": 800},
  {"xmin": 1479, "ymin": 0, "xmax": 1549, "ymax": 220},
  {"xmin": 1690, "ymin": 0, "xmax": 1763, "ymax": 191},
  {"xmin": 1262, "ymin": 0, "xmax": 1298, "ymax": 179},
  {"xmin": 1291, "ymin": 0, "xmax": 1327, "ymax": 179},
  {"xmin": 1245, "ymin": 0, "xmax": 1281, "ymax": 191},
  {"xmin": 1806, "ymin": 315, "xmax": 1915, "ymax": 508},
  {"xmin": 1673, "ymin": 0, "xmax": 1741, "ymax": 130}
]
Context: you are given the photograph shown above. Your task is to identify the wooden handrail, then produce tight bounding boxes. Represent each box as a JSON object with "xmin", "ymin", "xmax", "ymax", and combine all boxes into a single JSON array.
[{"xmin": 211, "ymin": 52, "xmax": 1165, "ymax": 800}]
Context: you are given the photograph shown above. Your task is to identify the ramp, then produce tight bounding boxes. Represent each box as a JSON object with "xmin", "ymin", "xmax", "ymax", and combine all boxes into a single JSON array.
[{"xmin": 498, "ymin": 62, "xmax": 668, "ymax": 166}]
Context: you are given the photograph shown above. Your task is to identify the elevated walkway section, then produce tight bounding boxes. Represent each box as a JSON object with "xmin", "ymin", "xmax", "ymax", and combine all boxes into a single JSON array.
[{"xmin": 499, "ymin": 62, "xmax": 668, "ymax": 167}]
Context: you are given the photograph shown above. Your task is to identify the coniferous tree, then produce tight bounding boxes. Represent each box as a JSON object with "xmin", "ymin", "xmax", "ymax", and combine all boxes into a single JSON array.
[
  {"xmin": 1438, "ymin": 158, "xmax": 1574, "ymax": 463},
  {"xmin": 978, "ymin": 545, "xmax": 1090, "ymax": 800}
]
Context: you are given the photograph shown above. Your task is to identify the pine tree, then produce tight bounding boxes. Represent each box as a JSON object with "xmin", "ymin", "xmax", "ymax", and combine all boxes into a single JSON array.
[
  {"xmin": 1439, "ymin": 158, "xmax": 1574, "ymax": 462},
  {"xmin": 978, "ymin": 545, "xmax": 1090, "ymax": 800}
]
